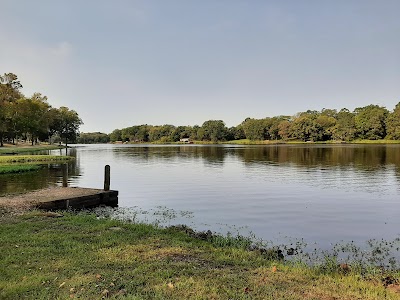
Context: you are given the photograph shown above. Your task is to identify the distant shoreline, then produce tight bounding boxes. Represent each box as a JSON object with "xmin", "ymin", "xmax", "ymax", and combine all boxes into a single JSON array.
[{"xmin": 82, "ymin": 139, "xmax": 400, "ymax": 145}]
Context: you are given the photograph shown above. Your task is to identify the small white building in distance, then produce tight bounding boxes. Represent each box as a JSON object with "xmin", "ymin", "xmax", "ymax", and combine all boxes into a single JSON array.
[{"xmin": 179, "ymin": 138, "xmax": 191, "ymax": 143}]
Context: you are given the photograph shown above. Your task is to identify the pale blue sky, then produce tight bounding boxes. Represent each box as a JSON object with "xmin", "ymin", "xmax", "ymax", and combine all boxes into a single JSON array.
[{"xmin": 1, "ymin": 0, "xmax": 399, "ymax": 133}]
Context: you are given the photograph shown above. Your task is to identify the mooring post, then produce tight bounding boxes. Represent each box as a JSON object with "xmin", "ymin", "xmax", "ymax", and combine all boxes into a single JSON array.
[
  {"xmin": 104, "ymin": 165, "xmax": 110, "ymax": 191},
  {"xmin": 62, "ymin": 163, "xmax": 68, "ymax": 187}
]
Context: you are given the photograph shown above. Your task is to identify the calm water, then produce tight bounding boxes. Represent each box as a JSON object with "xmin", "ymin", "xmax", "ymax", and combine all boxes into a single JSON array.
[{"xmin": 1, "ymin": 144, "xmax": 400, "ymax": 249}]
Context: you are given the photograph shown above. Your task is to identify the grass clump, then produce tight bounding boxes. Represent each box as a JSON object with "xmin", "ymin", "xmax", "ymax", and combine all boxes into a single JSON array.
[
  {"xmin": 0, "ymin": 165, "xmax": 41, "ymax": 174},
  {"xmin": 0, "ymin": 211, "xmax": 399, "ymax": 299},
  {"xmin": 0, "ymin": 144, "xmax": 64, "ymax": 154},
  {"xmin": 351, "ymin": 139, "xmax": 400, "ymax": 144},
  {"xmin": 0, "ymin": 153, "xmax": 72, "ymax": 174},
  {"xmin": 0, "ymin": 155, "xmax": 73, "ymax": 164}
]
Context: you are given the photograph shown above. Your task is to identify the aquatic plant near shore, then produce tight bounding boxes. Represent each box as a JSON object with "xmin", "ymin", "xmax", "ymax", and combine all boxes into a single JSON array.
[
  {"xmin": 89, "ymin": 206, "xmax": 400, "ymax": 274},
  {"xmin": 0, "ymin": 155, "xmax": 73, "ymax": 164},
  {"xmin": 0, "ymin": 144, "xmax": 64, "ymax": 154},
  {"xmin": 1, "ymin": 209, "xmax": 399, "ymax": 299},
  {"xmin": 0, "ymin": 164, "xmax": 41, "ymax": 174}
]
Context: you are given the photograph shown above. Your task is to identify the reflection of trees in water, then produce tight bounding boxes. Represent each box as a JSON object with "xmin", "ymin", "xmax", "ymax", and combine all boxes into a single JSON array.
[
  {"xmin": 113, "ymin": 145, "xmax": 400, "ymax": 172},
  {"xmin": 0, "ymin": 149, "xmax": 81, "ymax": 195},
  {"xmin": 112, "ymin": 145, "xmax": 400, "ymax": 188},
  {"xmin": 0, "ymin": 167, "xmax": 58, "ymax": 195},
  {"xmin": 113, "ymin": 146, "xmax": 225, "ymax": 165},
  {"xmin": 237, "ymin": 145, "xmax": 400, "ymax": 170},
  {"xmin": 4, "ymin": 145, "xmax": 399, "ymax": 195},
  {"xmin": 65, "ymin": 148, "xmax": 80, "ymax": 178},
  {"xmin": 233, "ymin": 145, "xmax": 400, "ymax": 194},
  {"xmin": 200, "ymin": 146, "xmax": 225, "ymax": 166},
  {"xmin": 114, "ymin": 146, "xmax": 161, "ymax": 161}
]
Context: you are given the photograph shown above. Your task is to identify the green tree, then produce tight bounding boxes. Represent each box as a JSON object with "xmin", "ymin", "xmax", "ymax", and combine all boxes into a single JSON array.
[
  {"xmin": 315, "ymin": 115, "xmax": 336, "ymax": 141},
  {"xmin": 0, "ymin": 73, "xmax": 23, "ymax": 146},
  {"xmin": 24, "ymin": 93, "xmax": 51, "ymax": 145},
  {"xmin": 0, "ymin": 73, "xmax": 22, "ymax": 102},
  {"xmin": 354, "ymin": 105, "xmax": 388, "ymax": 140},
  {"xmin": 385, "ymin": 102, "xmax": 400, "ymax": 140},
  {"xmin": 226, "ymin": 126, "xmax": 245, "ymax": 141},
  {"xmin": 200, "ymin": 120, "xmax": 227, "ymax": 142},
  {"xmin": 3, "ymin": 100, "xmax": 18, "ymax": 144},
  {"xmin": 77, "ymin": 132, "xmax": 110, "ymax": 144},
  {"xmin": 332, "ymin": 108, "xmax": 355, "ymax": 141},
  {"xmin": 189, "ymin": 125, "xmax": 200, "ymax": 140},
  {"xmin": 269, "ymin": 116, "xmax": 290, "ymax": 140},
  {"xmin": 170, "ymin": 126, "xmax": 188, "ymax": 142},
  {"xmin": 135, "ymin": 125, "xmax": 150, "ymax": 142},
  {"xmin": 148, "ymin": 125, "xmax": 175, "ymax": 142},
  {"xmin": 290, "ymin": 112, "xmax": 322, "ymax": 142},
  {"xmin": 121, "ymin": 126, "xmax": 139, "ymax": 142},
  {"xmin": 241, "ymin": 118, "xmax": 271, "ymax": 140},
  {"xmin": 50, "ymin": 107, "xmax": 83, "ymax": 147},
  {"xmin": 109, "ymin": 129, "xmax": 122, "ymax": 142},
  {"xmin": 148, "ymin": 126, "xmax": 162, "ymax": 142},
  {"xmin": 160, "ymin": 124, "xmax": 175, "ymax": 142},
  {"xmin": 278, "ymin": 120, "xmax": 292, "ymax": 140}
]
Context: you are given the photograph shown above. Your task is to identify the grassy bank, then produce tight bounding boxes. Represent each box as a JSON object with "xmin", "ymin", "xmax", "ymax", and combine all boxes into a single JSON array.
[
  {"xmin": 225, "ymin": 139, "xmax": 283, "ymax": 145},
  {"xmin": 0, "ymin": 155, "xmax": 73, "ymax": 174},
  {"xmin": 0, "ymin": 155, "xmax": 73, "ymax": 164},
  {"xmin": 225, "ymin": 139, "xmax": 400, "ymax": 145},
  {"xmin": 0, "ymin": 165, "xmax": 41, "ymax": 174},
  {"xmin": 350, "ymin": 139, "xmax": 400, "ymax": 144},
  {"xmin": 0, "ymin": 144, "xmax": 64, "ymax": 154},
  {"xmin": 0, "ymin": 210, "xmax": 398, "ymax": 299},
  {"xmin": 111, "ymin": 139, "xmax": 400, "ymax": 146}
]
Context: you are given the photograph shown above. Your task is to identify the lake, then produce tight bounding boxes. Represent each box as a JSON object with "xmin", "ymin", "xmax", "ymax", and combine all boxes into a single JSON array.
[{"xmin": 1, "ymin": 144, "xmax": 400, "ymax": 251}]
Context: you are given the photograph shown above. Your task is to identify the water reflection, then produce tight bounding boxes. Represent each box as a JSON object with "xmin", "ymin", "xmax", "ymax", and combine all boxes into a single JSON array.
[
  {"xmin": 104, "ymin": 144, "xmax": 400, "ymax": 201},
  {"xmin": 111, "ymin": 144, "xmax": 400, "ymax": 184},
  {"xmin": 2, "ymin": 144, "xmax": 400, "ymax": 195},
  {"xmin": 0, "ymin": 147, "xmax": 81, "ymax": 195},
  {"xmin": 1, "ymin": 144, "xmax": 399, "ymax": 249},
  {"xmin": 110, "ymin": 144, "xmax": 400, "ymax": 168}
]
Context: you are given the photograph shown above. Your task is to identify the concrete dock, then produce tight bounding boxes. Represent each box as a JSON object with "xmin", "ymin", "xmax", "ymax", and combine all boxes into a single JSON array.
[{"xmin": 0, "ymin": 187, "xmax": 118, "ymax": 210}]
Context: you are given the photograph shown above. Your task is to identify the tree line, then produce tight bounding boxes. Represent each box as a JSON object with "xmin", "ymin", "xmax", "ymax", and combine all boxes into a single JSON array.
[
  {"xmin": 0, "ymin": 73, "xmax": 83, "ymax": 147},
  {"xmin": 99, "ymin": 103, "xmax": 400, "ymax": 144},
  {"xmin": 3, "ymin": 71, "xmax": 398, "ymax": 145}
]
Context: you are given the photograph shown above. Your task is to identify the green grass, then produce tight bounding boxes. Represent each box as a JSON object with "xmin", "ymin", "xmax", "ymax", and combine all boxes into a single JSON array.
[
  {"xmin": 226, "ymin": 139, "xmax": 400, "ymax": 145},
  {"xmin": 115, "ymin": 139, "xmax": 400, "ymax": 146},
  {"xmin": 0, "ymin": 165, "xmax": 41, "ymax": 174},
  {"xmin": 225, "ymin": 139, "xmax": 288, "ymax": 145},
  {"xmin": 351, "ymin": 139, "xmax": 400, "ymax": 144},
  {"xmin": 0, "ymin": 155, "xmax": 73, "ymax": 164},
  {"xmin": 0, "ymin": 210, "xmax": 398, "ymax": 300},
  {"xmin": 0, "ymin": 155, "xmax": 73, "ymax": 174},
  {"xmin": 0, "ymin": 144, "xmax": 64, "ymax": 154}
]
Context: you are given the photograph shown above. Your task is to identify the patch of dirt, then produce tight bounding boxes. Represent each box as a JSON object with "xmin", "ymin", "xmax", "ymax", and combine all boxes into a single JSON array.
[
  {"xmin": 387, "ymin": 284, "xmax": 400, "ymax": 293},
  {"xmin": 168, "ymin": 253, "xmax": 212, "ymax": 267}
]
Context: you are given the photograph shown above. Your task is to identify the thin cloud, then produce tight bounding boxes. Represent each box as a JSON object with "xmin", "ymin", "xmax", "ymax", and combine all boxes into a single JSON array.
[{"xmin": 50, "ymin": 41, "xmax": 73, "ymax": 58}]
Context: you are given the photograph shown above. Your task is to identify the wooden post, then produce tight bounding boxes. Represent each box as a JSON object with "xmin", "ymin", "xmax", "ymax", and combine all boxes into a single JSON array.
[
  {"xmin": 104, "ymin": 165, "xmax": 110, "ymax": 191},
  {"xmin": 62, "ymin": 163, "xmax": 68, "ymax": 187}
]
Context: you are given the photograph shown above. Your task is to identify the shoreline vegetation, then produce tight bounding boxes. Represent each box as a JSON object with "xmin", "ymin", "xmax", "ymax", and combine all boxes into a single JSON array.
[
  {"xmin": 0, "ymin": 209, "xmax": 399, "ymax": 299},
  {"xmin": 1, "ymin": 144, "xmax": 399, "ymax": 298},
  {"xmin": 2, "ymin": 72, "xmax": 400, "ymax": 147},
  {"xmin": 0, "ymin": 165, "xmax": 42, "ymax": 175},
  {"xmin": 0, "ymin": 73, "xmax": 82, "ymax": 148},
  {"xmin": 0, "ymin": 144, "xmax": 65, "ymax": 154},
  {"xmin": 78, "ymin": 102, "xmax": 400, "ymax": 145},
  {"xmin": 0, "ymin": 155, "xmax": 73, "ymax": 164},
  {"xmin": 0, "ymin": 144, "xmax": 73, "ymax": 174},
  {"xmin": 113, "ymin": 139, "xmax": 400, "ymax": 145},
  {"xmin": 224, "ymin": 139, "xmax": 400, "ymax": 145}
]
